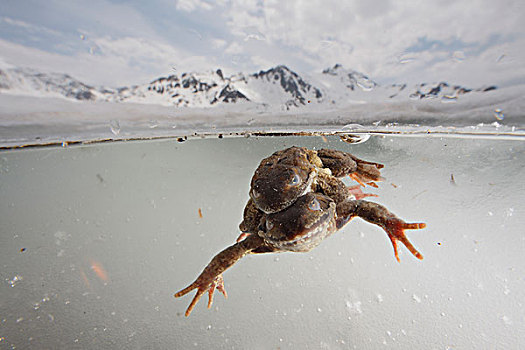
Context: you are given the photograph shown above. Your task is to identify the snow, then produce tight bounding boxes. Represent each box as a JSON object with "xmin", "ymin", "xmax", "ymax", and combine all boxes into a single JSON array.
[
  {"xmin": 0, "ymin": 82, "xmax": 524, "ymax": 148},
  {"xmin": 1, "ymin": 135, "xmax": 524, "ymax": 348}
]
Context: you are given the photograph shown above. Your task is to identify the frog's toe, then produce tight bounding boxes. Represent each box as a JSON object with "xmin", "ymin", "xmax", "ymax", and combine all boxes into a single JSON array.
[
  {"xmin": 236, "ymin": 232, "xmax": 252, "ymax": 243},
  {"xmin": 385, "ymin": 220, "xmax": 426, "ymax": 262},
  {"xmin": 348, "ymin": 185, "xmax": 378, "ymax": 200},
  {"xmin": 207, "ymin": 275, "xmax": 228, "ymax": 309}
]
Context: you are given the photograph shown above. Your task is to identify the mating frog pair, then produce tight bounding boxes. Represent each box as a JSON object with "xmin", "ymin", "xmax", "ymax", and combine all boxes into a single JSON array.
[{"xmin": 175, "ymin": 147, "xmax": 426, "ymax": 316}]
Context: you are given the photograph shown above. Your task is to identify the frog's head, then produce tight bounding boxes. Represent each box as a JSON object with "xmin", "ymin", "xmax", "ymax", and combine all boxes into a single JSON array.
[
  {"xmin": 261, "ymin": 193, "xmax": 336, "ymax": 252},
  {"xmin": 250, "ymin": 164, "xmax": 316, "ymax": 214}
]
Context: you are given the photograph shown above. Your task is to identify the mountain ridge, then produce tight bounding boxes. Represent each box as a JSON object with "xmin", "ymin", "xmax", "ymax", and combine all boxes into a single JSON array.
[{"xmin": 0, "ymin": 64, "xmax": 498, "ymax": 109}]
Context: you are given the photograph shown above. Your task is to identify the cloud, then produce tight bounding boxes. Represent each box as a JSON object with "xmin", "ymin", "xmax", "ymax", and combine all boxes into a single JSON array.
[
  {"xmin": 175, "ymin": 0, "xmax": 214, "ymax": 12},
  {"xmin": 0, "ymin": 0, "xmax": 523, "ymax": 87},
  {"xmin": 0, "ymin": 37, "xmax": 213, "ymax": 87},
  {"xmin": 220, "ymin": 0, "xmax": 525, "ymax": 85}
]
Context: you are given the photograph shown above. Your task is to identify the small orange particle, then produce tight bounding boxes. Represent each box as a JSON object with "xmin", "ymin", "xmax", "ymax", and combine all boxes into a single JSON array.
[
  {"xmin": 198, "ymin": 208, "xmax": 203, "ymax": 218},
  {"xmin": 90, "ymin": 260, "xmax": 109, "ymax": 281}
]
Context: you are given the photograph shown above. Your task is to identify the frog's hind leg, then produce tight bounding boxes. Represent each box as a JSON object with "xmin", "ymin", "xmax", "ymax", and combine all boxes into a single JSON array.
[
  {"xmin": 336, "ymin": 200, "xmax": 425, "ymax": 262},
  {"xmin": 175, "ymin": 234, "xmax": 265, "ymax": 316}
]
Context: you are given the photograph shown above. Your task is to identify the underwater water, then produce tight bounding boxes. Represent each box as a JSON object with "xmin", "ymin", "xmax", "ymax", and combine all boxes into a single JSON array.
[{"xmin": 0, "ymin": 134, "xmax": 524, "ymax": 349}]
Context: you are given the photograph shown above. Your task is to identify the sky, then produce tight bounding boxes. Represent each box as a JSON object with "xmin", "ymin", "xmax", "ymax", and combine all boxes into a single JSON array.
[{"xmin": 0, "ymin": 0, "xmax": 524, "ymax": 88}]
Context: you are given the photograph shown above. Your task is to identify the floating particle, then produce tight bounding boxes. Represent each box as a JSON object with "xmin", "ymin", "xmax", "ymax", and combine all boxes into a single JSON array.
[
  {"xmin": 320, "ymin": 135, "xmax": 328, "ymax": 143},
  {"xmin": 109, "ymin": 120, "xmax": 121, "ymax": 135},
  {"xmin": 340, "ymin": 134, "xmax": 370, "ymax": 144},
  {"xmin": 390, "ymin": 183, "xmax": 398, "ymax": 188},
  {"xmin": 441, "ymin": 95, "xmax": 457, "ymax": 103},
  {"xmin": 198, "ymin": 208, "xmax": 203, "ymax": 219},
  {"xmin": 493, "ymin": 108, "xmax": 504, "ymax": 121},
  {"xmin": 20, "ymin": 248, "xmax": 26, "ymax": 252},
  {"xmin": 90, "ymin": 260, "xmax": 109, "ymax": 281},
  {"xmin": 450, "ymin": 174, "xmax": 456, "ymax": 185}
]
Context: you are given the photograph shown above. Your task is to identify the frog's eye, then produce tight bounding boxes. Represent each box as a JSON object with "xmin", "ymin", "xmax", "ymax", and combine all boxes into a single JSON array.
[
  {"xmin": 251, "ymin": 189, "xmax": 261, "ymax": 199},
  {"xmin": 266, "ymin": 219, "xmax": 274, "ymax": 231},
  {"xmin": 289, "ymin": 172, "xmax": 301, "ymax": 186},
  {"xmin": 308, "ymin": 198, "xmax": 321, "ymax": 211}
]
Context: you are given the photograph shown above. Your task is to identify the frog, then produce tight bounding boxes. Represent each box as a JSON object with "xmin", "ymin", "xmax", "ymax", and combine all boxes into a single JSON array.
[
  {"xmin": 248, "ymin": 146, "xmax": 384, "ymax": 215},
  {"xmin": 175, "ymin": 192, "xmax": 426, "ymax": 316}
]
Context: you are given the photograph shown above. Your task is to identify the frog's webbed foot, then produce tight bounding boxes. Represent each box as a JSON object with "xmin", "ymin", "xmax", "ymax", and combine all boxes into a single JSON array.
[
  {"xmin": 348, "ymin": 185, "xmax": 378, "ymax": 200},
  {"xmin": 383, "ymin": 219, "xmax": 426, "ymax": 262},
  {"xmin": 336, "ymin": 200, "xmax": 425, "ymax": 262},
  {"xmin": 349, "ymin": 159, "xmax": 384, "ymax": 188},
  {"xmin": 207, "ymin": 274, "xmax": 228, "ymax": 308},
  {"xmin": 175, "ymin": 274, "xmax": 228, "ymax": 316},
  {"xmin": 317, "ymin": 173, "xmax": 378, "ymax": 203}
]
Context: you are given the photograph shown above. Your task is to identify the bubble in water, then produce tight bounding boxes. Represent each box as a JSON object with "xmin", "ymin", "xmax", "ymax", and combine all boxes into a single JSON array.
[
  {"xmin": 7, "ymin": 275, "xmax": 23, "ymax": 287},
  {"xmin": 345, "ymin": 300, "xmax": 363, "ymax": 314},
  {"xmin": 501, "ymin": 315, "xmax": 512, "ymax": 325},
  {"xmin": 148, "ymin": 120, "xmax": 159, "ymax": 129},
  {"xmin": 398, "ymin": 55, "xmax": 416, "ymax": 64},
  {"xmin": 493, "ymin": 108, "xmax": 504, "ymax": 120},
  {"xmin": 356, "ymin": 80, "xmax": 375, "ymax": 92},
  {"xmin": 452, "ymin": 51, "xmax": 466, "ymax": 62},
  {"xmin": 109, "ymin": 120, "xmax": 121, "ymax": 135},
  {"xmin": 342, "ymin": 124, "xmax": 364, "ymax": 131}
]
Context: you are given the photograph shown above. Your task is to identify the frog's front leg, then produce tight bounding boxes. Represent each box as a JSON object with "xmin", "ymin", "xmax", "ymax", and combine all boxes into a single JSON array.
[
  {"xmin": 336, "ymin": 200, "xmax": 425, "ymax": 262},
  {"xmin": 317, "ymin": 149, "xmax": 384, "ymax": 187},
  {"xmin": 175, "ymin": 234, "xmax": 265, "ymax": 316}
]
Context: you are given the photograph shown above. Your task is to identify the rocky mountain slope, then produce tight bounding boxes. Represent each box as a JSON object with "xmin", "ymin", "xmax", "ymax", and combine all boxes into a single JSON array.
[{"xmin": 0, "ymin": 64, "xmax": 497, "ymax": 109}]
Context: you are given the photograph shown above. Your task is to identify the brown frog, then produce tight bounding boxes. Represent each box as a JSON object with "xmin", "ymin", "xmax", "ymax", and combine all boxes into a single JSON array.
[
  {"xmin": 248, "ymin": 146, "xmax": 384, "ymax": 214},
  {"xmin": 175, "ymin": 192, "xmax": 425, "ymax": 316}
]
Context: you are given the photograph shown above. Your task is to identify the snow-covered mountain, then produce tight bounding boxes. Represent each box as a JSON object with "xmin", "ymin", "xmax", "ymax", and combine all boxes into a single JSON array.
[{"xmin": 0, "ymin": 64, "xmax": 497, "ymax": 109}]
